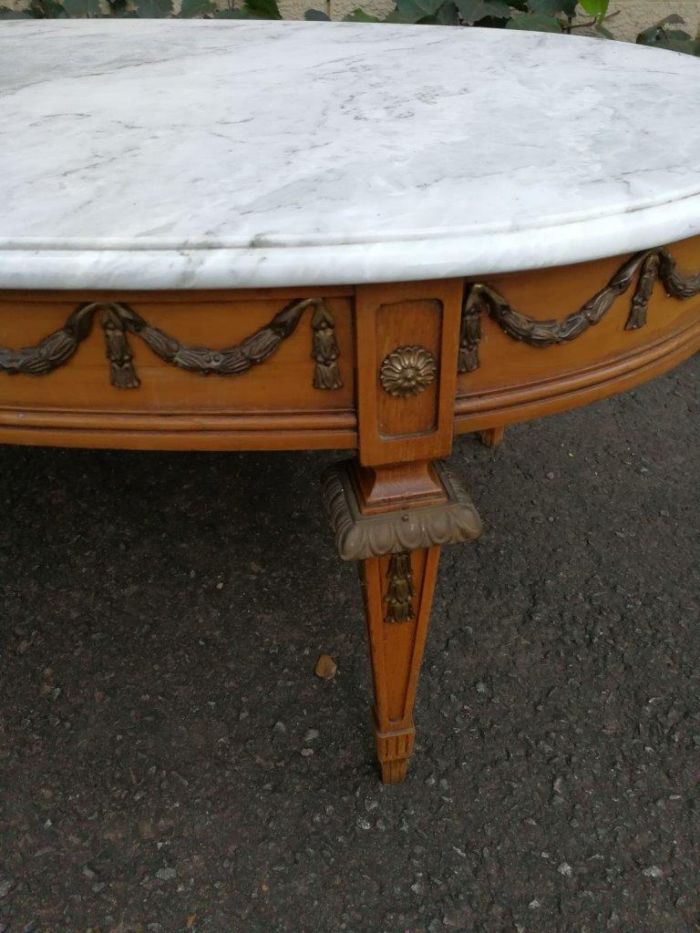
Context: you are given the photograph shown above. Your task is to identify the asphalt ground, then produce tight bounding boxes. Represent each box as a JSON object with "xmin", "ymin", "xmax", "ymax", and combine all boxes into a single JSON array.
[{"xmin": 0, "ymin": 357, "xmax": 698, "ymax": 933}]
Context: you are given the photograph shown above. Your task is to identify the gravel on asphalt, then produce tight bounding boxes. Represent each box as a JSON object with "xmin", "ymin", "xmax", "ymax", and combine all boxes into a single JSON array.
[{"xmin": 0, "ymin": 358, "xmax": 698, "ymax": 933}]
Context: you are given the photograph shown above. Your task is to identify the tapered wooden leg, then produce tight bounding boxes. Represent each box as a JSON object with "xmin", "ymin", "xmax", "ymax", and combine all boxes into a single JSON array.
[
  {"xmin": 322, "ymin": 460, "xmax": 481, "ymax": 783},
  {"xmin": 479, "ymin": 426, "xmax": 505, "ymax": 448},
  {"xmin": 361, "ymin": 547, "xmax": 440, "ymax": 783},
  {"xmin": 321, "ymin": 279, "xmax": 480, "ymax": 782}
]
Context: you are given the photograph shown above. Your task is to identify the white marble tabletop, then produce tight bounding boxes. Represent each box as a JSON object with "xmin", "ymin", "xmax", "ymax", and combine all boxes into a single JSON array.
[{"xmin": 1, "ymin": 20, "xmax": 700, "ymax": 290}]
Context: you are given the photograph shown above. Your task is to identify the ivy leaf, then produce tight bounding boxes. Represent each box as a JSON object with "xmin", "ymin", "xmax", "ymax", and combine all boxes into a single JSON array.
[
  {"xmin": 393, "ymin": 0, "xmax": 445, "ymax": 22},
  {"xmin": 664, "ymin": 28, "xmax": 693, "ymax": 39},
  {"xmin": 107, "ymin": 0, "xmax": 132, "ymax": 14},
  {"xmin": 180, "ymin": 0, "xmax": 216, "ymax": 15},
  {"xmin": 578, "ymin": 0, "xmax": 608, "ymax": 22},
  {"xmin": 456, "ymin": 0, "xmax": 511, "ymax": 23},
  {"xmin": 527, "ymin": 0, "xmax": 575, "ymax": 16},
  {"xmin": 384, "ymin": 8, "xmax": 419, "ymax": 21},
  {"xmin": 343, "ymin": 7, "xmax": 381, "ymax": 21},
  {"xmin": 29, "ymin": 0, "xmax": 67, "ymax": 16},
  {"xmin": 507, "ymin": 11, "xmax": 562, "ymax": 31},
  {"xmin": 135, "ymin": 0, "xmax": 173, "ymax": 16},
  {"xmin": 244, "ymin": 0, "xmax": 282, "ymax": 18},
  {"xmin": 636, "ymin": 23, "xmax": 700, "ymax": 57},
  {"xmin": 62, "ymin": 0, "xmax": 102, "ymax": 13},
  {"xmin": 304, "ymin": 8, "xmax": 331, "ymax": 19},
  {"xmin": 635, "ymin": 18, "xmax": 685, "ymax": 46},
  {"xmin": 395, "ymin": 0, "xmax": 444, "ymax": 17},
  {"xmin": 436, "ymin": 0, "xmax": 459, "ymax": 24}
]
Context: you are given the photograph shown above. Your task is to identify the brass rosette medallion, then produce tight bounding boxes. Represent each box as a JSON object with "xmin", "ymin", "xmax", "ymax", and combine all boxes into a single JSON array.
[{"xmin": 379, "ymin": 346, "xmax": 436, "ymax": 398}]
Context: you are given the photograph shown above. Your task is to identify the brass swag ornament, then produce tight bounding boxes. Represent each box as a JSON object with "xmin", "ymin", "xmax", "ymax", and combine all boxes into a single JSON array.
[
  {"xmin": 458, "ymin": 247, "xmax": 700, "ymax": 373},
  {"xmin": 1, "ymin": 247, "xmax": 697, "ymax": 387},
  {"xmin": 0, "ymin": 297, "xmax": 342, "ymax": 391}
]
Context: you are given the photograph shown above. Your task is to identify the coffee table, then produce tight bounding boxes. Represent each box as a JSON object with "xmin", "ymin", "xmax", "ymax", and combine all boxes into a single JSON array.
[{"xmin": 1, "ymin": 20, "xmax": 698, "ymax": 783}]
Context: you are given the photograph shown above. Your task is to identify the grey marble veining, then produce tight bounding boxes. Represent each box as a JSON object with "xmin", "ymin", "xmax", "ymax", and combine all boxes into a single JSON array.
[{"xmin": 1, "ymin": 19, "xmax": 699, "ymax": 289}]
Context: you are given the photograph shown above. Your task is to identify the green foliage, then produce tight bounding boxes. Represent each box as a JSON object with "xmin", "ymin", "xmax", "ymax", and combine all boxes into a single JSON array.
[
  {"xmin": 135, "ymin": 0, "xmax": 173, "ymax": 16},
  {"xmin": 343, "ymin": 8, "xmax": 381, "ymax": 22},
  {"xmin": 528, "ymin": 0, "xmax": 576, "ymax": 14},
  {"xmin": 62, "ymin": 0, "xmax": 101, "ymax": 14},
  {"xmin": 393, "ymin": 0, "xmax": 442, "ymax": 23},
  {"xmin": 578, "ymin": 0, "xmax": 607, "ymax": 22},
  {"xmin": 4, "ymin": 0, "xmax": 698, "ymax": 60},
  {"xmin": 242, "ymin": 0, "xmax": 281, "ymax": 19},
  {"xmin": 456, "ymin": 0, "xmax": 510, "ymax": 23},
  {"xmin": 5, "ymin": 0, "xmax": 286, "ymax": 19},
  {"xmin": 337, "ymin": 0, "xmax": 586, "ymax": 32},
  {"xmin": 180, "ymin": 0, "xmax": 216, "ymax": 15},
  {"xmin": 311, "ymin": 0, "xmax": 700, "ymax": 58},
  {"xmin": 370, "ymin": 0, "xmax": 588, "ymax": 31},
  {"xmin": 507, "ymin": 11, "xmax": 561, "ymax": 32},
  {"xmin": 29, "ymin": 0, "xmax": 68, "ymax": 16},
  {"xmin": 636, "ymin": 14, "xmax": 700, "ymax": 57}
]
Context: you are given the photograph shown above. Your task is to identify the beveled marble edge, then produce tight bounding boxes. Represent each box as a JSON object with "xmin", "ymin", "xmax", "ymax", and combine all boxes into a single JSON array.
[{"xmin": 1, "ymin": 193, "xmax": 699, "ymax": 290}]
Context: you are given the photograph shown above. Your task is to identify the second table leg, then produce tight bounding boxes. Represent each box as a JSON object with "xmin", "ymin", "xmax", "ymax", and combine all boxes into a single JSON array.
[{"xmin": 361, "ymin": 546, "xmax": 441, "ymax": 783}]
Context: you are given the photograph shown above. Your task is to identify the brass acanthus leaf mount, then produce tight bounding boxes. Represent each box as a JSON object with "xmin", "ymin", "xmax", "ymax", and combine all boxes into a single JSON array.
[{"xmin": 321, "ymin": 460, "xmax": 482, "ymax": 562}]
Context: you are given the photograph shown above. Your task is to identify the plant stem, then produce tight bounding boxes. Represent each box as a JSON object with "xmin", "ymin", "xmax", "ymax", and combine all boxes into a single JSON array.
[{"xmin": 568, "ymin": 9, "xmax": 620, "ymax": 32}]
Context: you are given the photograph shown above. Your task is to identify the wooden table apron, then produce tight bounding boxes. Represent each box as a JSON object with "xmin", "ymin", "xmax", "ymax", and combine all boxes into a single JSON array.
[{"xmin": 1, "ymin": 235, "xmax": 699, "ymax": 783}]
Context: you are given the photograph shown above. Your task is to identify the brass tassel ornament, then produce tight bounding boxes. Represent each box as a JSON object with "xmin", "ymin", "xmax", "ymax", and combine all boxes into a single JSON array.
[
  {"xmin": 311, "ymin": 303, "xmax": 343, "ymax": 390},
  {"xmin": 102, "ymin": 306, "xmax": 140, "ymax": 389}
]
